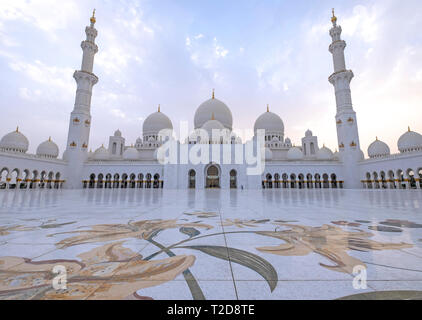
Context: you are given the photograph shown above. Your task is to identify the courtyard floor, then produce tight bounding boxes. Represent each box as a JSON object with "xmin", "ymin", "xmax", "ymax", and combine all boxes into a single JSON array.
[{"xmin": 0, "ymin": 189, "xmax": 421, "ymax": 300}]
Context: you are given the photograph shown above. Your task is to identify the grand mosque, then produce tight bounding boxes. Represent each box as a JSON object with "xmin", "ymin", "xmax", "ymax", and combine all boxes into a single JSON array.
[{"xmin": 0, "ymin": 11, "xmax": 421, "ymax": 191}]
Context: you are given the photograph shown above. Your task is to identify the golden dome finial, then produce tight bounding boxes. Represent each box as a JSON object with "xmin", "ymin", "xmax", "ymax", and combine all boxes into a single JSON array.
[
  {"xmin": 90, "ymin": 9, "xmax": 96, "ymax": 24},
  {"xmin": 211, "ymin": 113, "xmax": 215, "ymax": 120},
  {"xmin": 158, "ymin": 104, "xmax": 161, "ymax": 113},
  {"xmin": 16, "ymin": 126, "xmax": 19, "ymax": 133},
  {"xmin": 331, "ymin": 8, "xmax": 337, "ymax": 24},
  {"xmin": 408, "ymin": 126, "xmax": 411, "ymax": 132},
  {"xmin": 49, "ymin": 136, "xmax": 51, "ymax": 142},
  {"xmin": 267, "ymin": 104, "xmax": 270, "ymax": 112},
  {"xmin": 212, "ymin": 89, "xmax": 215, "ymax": 99},
  {"xmin": 376, "ymin": 136, "xmax": 378, "ymax": 141}
]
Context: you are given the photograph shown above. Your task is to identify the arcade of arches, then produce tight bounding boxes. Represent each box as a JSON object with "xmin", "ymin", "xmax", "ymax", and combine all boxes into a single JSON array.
[
  {"xmin": 263, "ymin": 173, "xmax": 344, "ymax": 189},
  {"xmin": 83, "ymin": 173, "xmax": 164, "ymax": 189},
  {"xmin": 0, "ymin": 167, "xmax": 64, "ymax": 190},
  {"xmin": 362, "ymin": 168, "xmax": 422, "ymax": 190}
]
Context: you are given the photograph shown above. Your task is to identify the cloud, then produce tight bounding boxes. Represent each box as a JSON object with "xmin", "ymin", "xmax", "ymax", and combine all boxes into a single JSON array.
[
  {"xmin": 0, "ymin": 0, "xmax": 79, "ymax": 35},
  {"xmin": 9, "ymin": 59, "xmax": 74, "ymax": 99},
  {"xmin": 110, "ymin": 108, "xmax": 127, "ymax": 119},
  {"xmin": 186, "ymin": 34, "xmax": 229, "ymax": 68}
]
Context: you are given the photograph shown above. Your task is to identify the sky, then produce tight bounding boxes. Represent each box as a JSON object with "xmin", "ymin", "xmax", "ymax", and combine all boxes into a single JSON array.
[{"xmin": 0, "ymin": 0, "xmax": 421, "ymax": 157}]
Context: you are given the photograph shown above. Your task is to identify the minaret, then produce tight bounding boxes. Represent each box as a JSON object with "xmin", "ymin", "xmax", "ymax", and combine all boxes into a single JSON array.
[
  {"xmin": 64, "ymin": 10, "xmax": 99, "ymax": 189},
  {"xmin": 328, "ymin": 9, "xmax": 362, "ymax": 188}
]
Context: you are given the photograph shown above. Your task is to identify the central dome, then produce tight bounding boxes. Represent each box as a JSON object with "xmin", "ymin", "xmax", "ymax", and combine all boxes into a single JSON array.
[{"xmin": 194, "ymin": 96, "xmax": 233, "ymax": 130}]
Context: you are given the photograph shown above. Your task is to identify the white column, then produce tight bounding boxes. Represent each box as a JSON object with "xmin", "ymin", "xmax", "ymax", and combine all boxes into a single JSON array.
[{"xmin": 64, "ymin": 11, "xmax": 99, "ymax": 189}]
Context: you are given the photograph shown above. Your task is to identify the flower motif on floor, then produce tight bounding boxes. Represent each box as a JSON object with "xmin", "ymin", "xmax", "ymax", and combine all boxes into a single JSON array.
[
  {"xmin": 255, "ymin": 224, "xmax": 413, "ymax": 274},
  {"xmin": 51, "ymin": 219, "xmax": 213, "ymax": 248},
  {"xmin": 222, "ymin": 219, "xmax": 270, "ymax": 228},
  {"xmin": 0, "ymin": 242, "xmax": 195, "ymax": 300}
]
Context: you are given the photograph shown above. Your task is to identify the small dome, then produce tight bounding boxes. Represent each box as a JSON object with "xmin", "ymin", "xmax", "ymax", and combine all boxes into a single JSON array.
[
  {"xmin": 368, "ymin": 138, "xmax": 390, "ymax": 158},
  {"xmin": 254, "ymin": 109, "xmax": 284, "ymax": 135},
  {"xmin": 36, "ymin": 138, "xmax": 59, "ymax": 158},
  {"xmin": 114, "ymin": 129, "xmax": 122, "ymax": 137},
  {"xmin": 265, "ymin": 148, "xmax": 273, "ymax": 161},
  {"xmin": 0, "ymin": 128, "xmax": 29, "ymax": 153},
  {"xmin": 317, "ymin": 146, "xmax": 334, "ymax": 160},
  {"xmin": 272, "ymin": 136, "xmax": 280, "ymax": 142},
  {"xmin": 93, "ymin": 146, "xmax": 109, "ymax": 161},
  {"xmin": 143, "ymin": 109, "xmax": 173, "ymax": 136},
  {"xmin": 201, "ymin": 119, "xmax": 225, "ymax": 138},
  {"xmin": 285, "ymin": 137, "xmax": 292, "ymax": 146},
  {"xmin": 287, "ymin": 147, "xmax": 303, "ymax": 160},
  {"xmin": 398, "ymin": 128, "xmax": 422, "ymax": 153},
  {"xmin": 305, "ymin": 129, "xmax": 313, "ymax": 137},
  {"xmin": 194, "ymin": 95, "xmax": 233, "ymax": 130},
  {"xmin": 136, "ymin": 137, "xmax": 142, "ymax": 144},
  {"xmin": 123, "ymin": 147, "xmax": 139, "ymax": 160}
]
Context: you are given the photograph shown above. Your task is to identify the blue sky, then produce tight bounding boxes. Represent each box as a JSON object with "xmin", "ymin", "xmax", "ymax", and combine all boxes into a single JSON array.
[{"xmin": 0, "ymin": 0, "xmax": 421, "ymax": 156}]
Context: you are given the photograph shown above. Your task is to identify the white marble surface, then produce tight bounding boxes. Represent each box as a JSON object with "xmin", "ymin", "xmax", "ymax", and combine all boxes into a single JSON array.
[{"xmin": 0, "ymin": 189, "xmax": 421, "ymax": 300}]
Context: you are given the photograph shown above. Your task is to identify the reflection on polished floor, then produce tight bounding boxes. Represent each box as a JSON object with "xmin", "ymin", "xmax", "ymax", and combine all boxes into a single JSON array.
[{"xmin": 0, "ymin": 189, "xmax": 421, "ymax": 300}]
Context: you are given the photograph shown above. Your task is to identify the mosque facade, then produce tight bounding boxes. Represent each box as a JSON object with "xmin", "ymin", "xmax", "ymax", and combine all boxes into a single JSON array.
[{"xmin": 0, "ymin": 12, "xmax": 421, "ymax": 191}]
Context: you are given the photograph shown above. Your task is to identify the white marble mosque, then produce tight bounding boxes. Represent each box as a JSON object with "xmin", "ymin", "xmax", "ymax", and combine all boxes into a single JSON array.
[{"xmin": 0, "ymin": 11, "xmax": 421, "ymax": 191}]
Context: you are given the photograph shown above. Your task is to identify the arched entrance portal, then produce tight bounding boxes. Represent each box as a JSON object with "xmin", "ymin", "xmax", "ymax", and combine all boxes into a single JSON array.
[{"xmin": 206, "ymin": 165, "xmax": 220, "ymax": 189}]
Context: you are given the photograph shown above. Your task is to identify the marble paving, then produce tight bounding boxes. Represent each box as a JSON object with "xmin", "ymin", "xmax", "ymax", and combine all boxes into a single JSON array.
[{"xmin": 0, "ymin": 189, "xmax": 422, "ymax": 300}]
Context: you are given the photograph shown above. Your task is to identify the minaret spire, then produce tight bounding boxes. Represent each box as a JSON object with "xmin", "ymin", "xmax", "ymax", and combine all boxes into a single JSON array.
[
  {"xmin": 331, "ymin": 8, "xmax": 337, "ymax": 26},
  {"xmin": 90, "ymin": 9, "xmax": 96, "ymax": 26}
]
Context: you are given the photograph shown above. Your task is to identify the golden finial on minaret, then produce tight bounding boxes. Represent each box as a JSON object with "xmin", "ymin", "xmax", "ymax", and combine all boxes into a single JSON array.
[
  {"xmin": 331, "ymin": 8, "xmax": 337, "ymax": 24},
  {"xmin": 212, "ymin": 89, "xmax": 215, "ymax": 99},
  {"xmin": 90, "ymin": 9, "xmax": 96, "ymax": 24}
]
